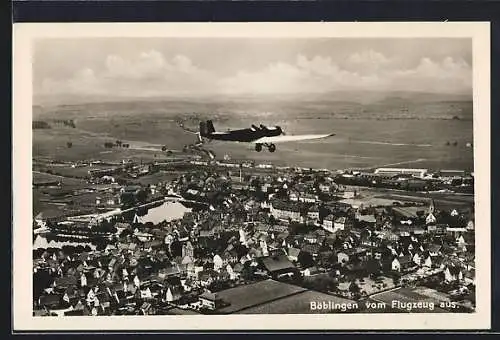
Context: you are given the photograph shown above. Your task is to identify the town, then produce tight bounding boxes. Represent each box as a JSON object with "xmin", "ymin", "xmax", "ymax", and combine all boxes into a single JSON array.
[{"xmin": 32, "ymin": 155, "xmax": 476, "ymax": 316}]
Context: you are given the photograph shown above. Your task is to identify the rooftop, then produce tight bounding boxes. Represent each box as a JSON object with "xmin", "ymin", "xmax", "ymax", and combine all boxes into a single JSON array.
[
  {"xmin": 238, "ymin": 290, "xmax": 358, "ymax": 314},
  {"xmin": 215, "ymin": 279, "xmax": 306, "ymax": 314}
]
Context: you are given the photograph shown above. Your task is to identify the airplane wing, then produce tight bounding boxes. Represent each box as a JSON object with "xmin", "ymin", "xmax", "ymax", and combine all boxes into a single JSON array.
[{"xmin": 252, "ymin": 133, "xmax": 335, "ymax": 144}]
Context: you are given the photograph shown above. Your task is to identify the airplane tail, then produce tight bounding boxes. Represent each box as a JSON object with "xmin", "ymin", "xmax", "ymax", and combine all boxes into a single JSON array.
[{"xmin": 199, "ymin": 120, "xmax": 215, "ymax": 137}]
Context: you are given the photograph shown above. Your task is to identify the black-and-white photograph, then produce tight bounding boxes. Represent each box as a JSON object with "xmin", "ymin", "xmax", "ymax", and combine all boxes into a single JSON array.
[{"xmin": 13, "ymin": 22, "xmax": 491, "ymax": 330}]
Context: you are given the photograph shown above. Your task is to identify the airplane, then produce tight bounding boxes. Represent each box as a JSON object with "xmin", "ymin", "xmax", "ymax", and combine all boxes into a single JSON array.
[{"xmin": 180, "ymin": 120, "xmax": 335, "ymax": 153}]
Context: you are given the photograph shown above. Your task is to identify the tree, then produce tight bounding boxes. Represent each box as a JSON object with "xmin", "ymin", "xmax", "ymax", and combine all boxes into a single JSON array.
[
  {"xmin": 170, "ymin": 240, "xmax": 182, "ymax": 257},
  {"xmin": 61, "ymin": 245, "xmax": 76, "ymax": 256},
  {"xmin": 349, "ymin": 281, "xmax": 360, "ymax": 294},
  {"xmin": 392, "ymin": 272, "xmax": 402, "ymax": 286},
  {"xmin": 136, "ymin": 190, "xmax": 149, "ymax": 204},
  {"xmin": 121, "ymin": 193, "xmax": 136, "ymax": 208},
  {"xmin": 95, "ymin": 239, "xmax": 107, "ymax": 251},
  {"xmin": 33, "ymin": 271, "xmax": 55, "ymax": 298},
  {"xmin": 119, "ymin": 228, "xmax": 133, "ymax": 239},
  {"xmin": 297, "ymin": 251, "xmax": 314, "ymax": 268},
  {"xmin": 241, "ymin": 263, "xmax": 255, "ymax": 281},
  {"xmin": 233, "ymin": 244, "xmax": 249, "ymax": 258}
]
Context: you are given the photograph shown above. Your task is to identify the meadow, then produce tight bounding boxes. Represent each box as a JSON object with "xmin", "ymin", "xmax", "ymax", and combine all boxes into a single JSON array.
[{"xmin": 32, "ymin": 93, "xmax": 474, "ymax": 172}]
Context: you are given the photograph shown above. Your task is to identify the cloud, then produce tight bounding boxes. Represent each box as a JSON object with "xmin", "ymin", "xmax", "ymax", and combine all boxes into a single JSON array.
[
  {"xmin": 220, "ymin": 53, "xmax": 471, "ymax": 95},
  {"xmin": 39, "ymin": 50, "xmax": 215, "ymax": 97},
  {"xmin": 391, "ymin": 56, "xmax": 472, "ymax": 92},
  {"xmin": 345, "ymin": 49, "xmax": 393, "ymax": 74},
  {"xmin": 38, "ymin": 49, "xmax": 472, "ymax": 98}
]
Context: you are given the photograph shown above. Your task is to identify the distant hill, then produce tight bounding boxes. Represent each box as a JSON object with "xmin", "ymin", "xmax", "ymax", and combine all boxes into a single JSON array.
[{"xmin": 34, "ymin": 90, "xmax": 472, "ymax": 108}]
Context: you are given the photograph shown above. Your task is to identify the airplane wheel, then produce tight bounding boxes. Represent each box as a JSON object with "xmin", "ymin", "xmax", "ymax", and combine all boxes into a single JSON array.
[
  {"xmin": 255, "ymin": 144, "xmax": 263, "ymax": 152},
  {"xmin": 268, "ymin": 144, "xmax": 276, "ymax": 152}
]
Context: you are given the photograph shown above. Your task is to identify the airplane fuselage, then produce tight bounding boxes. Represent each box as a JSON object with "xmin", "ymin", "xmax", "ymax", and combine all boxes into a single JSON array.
[
  {"xmin": 199, "ymin": 120, "xmax": 282, "ymax": 143},
  {"xmin": 192, "ymin": 119, "xmax": 333, "ymax": 154},
  {"xmin": 203, "ymin": 127, "xmax": 282, "ymax": 142}
]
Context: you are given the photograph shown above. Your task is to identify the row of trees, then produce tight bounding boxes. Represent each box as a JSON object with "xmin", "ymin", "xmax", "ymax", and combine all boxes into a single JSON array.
[
  {"xmin": 33, "ymin": 121, "xmax": 51, "ymax": 129},
  {"xmin": 104, "ymin": 140, "xmax": 131, "ymax": 149},
  {"xmin": 53, "ymin": 119, "xmax": 76, "ymax": 128}
]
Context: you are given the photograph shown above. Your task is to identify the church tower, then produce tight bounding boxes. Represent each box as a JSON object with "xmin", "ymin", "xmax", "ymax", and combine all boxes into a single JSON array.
[
  {"xmin": 182, "ymin": 241, "xmax": 194, "ymax": 258},
  {"xmin": 428, "ymin": 199, "xmax": 435, "ymax": 214},
  {"xmin": 426, "ymin": 199, "xmax": 437, "ymax": 225}
]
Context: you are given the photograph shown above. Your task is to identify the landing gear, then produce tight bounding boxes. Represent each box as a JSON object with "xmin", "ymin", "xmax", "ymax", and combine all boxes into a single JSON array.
[{"xmin": 255, "ymin": 143, "xmax": 276, "ymax": 152}]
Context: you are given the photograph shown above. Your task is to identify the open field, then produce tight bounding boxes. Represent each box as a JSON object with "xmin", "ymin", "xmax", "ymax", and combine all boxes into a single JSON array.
[
  {"xmin": 31, "ymin": 97, "xmax": 475, "ymax": 219},
  {"xmin": 370, "ymin": 287, "xmax": 451, "ymax": 313},
  {"xmin": 215, "ymin": 279, "xmax": 307, "ymax": 314},
  {"xmin": 239, "ymin": 290, "xmax": 359, "ymax": 314},
  {"xmin": 33, "ymin": 96, "xmax": 474, "ymax": 172}
]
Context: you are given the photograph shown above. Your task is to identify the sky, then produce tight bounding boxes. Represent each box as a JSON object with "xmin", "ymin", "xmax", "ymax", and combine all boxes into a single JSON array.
[{"xmin": 33, "ymin": 38, "xmax": 472, "ymax": 98}]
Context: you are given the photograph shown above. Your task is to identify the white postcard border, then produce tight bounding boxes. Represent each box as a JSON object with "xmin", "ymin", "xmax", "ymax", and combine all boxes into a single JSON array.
[{"xmin": 13, "ymin": 22, "xmax": 491, "ymax": 331}]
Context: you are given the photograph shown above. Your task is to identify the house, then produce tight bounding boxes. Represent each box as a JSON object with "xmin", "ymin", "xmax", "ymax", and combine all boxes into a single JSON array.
[
  {"xmin": 334, "ymin": 217, "xmax": 348, "ymax": 232},
  {"xmin": 140, "ymin": 302, "xmax": 155, "ymax": 315},
  {"xmin": 95, "ymin": 193, "xmax": 121, "ymax": 207},
  {"xmin": 444, "ymin": 266, "xmax": 464, "ymax": 282},
  {"xmin": 187, "ymin": 264, "xmax": 204, "ymax": 280},
  {"xmin": 391, "ymin": 258, "xmax": 401, "ymax": 272},
  {"xmin": 165, "ymin": 287, "xmax": 182, "ymax": 302},
  {"xmin": 426, "ymin": 212, "xmax": 437, "ymax": 225},
  {"xmin": 226, "ymin": 264, "xmax": 238, "ymax": 280},
  {"xmin": 287, "ymin": 247, "xmax": 301, "ymax": 262},
  {"xmin": 221, "ymin": 249, "xmax": 240, "ymax": 265},
  {"xmin": 423, "ymin": 256, "xmax": 433, "ymax": 268},
  {"xmin": 270, "ymin": 200, "xmax": 302, "ymax": 222},
  {"xmin": 456, "ymin": 234, "xmax": 466, "ymax": 247},
  {"xmin": 260, "ymin": 254, "xmax": 296, "ymax": 277},
  {"xmin": 337, "ymin": 252, "xmax": 350, "ymax": 265},
  {"xmin": 301, "ymin": 244, "xmax": 321, "ymax": 258},
  {"xmin": 466, "ymin": 220, "xmax": 475, "ymax": 230},
  {"xmin": 299, "ymin": 194, "xmax": 318, "ymax": 203},
  {"xmin": 302, "ymin": 266, "xmax": 321, "ymax": 276},
  {"xmin": 213, "ymin": 255, "xmax": 224, "ymax": 272},
  {"xmin": 412, "ymin": 252, "xmax": 423, "ymax": 266},
  {"xmin": 38, "ymin": 294, "xmax": 61, "ymax": 309},
  {"xmin": 307, "ymin": 205, "xmax": 320, "ymax": 221},
  {"xmin": 398, "ymin": 255, "xmax": 415, "ymax": 271},
  {"xmin": 304, "ymin": 233, "xmax": 319, "ymax": 244},
  {"xmin": 464, "ymin": 268, "xmax": 475, "ymax": 285},
  {"xmin": 323, "ymin": 215, "xmax": 335, "ymax": 232},
  {"xmin": 319, "ymin": 183, "xmax": 332, "ymax": 193},
  {"xmin": 139, "ymin": 287, "xmax": 153, "ymax": 300},
  {"xmin": 323, "ymin": 215, "xmax": 347, "ymax": 233},
  {"xmin": 121, "ymin": 185, "xmax": 142, "ymax": 195},
  {"xmin": 428, "ymin": 244, "xmax": 442, "ymax": 257},
  {"xmin": 199, "ymin": 291, "xmax": 224, "ymax": 310},
  {"xmin": 158, "ymin": 265, "xmax": 182, "ymax": 279},
  {"xmin": 289, "ymin": 190, "xmax": 300, "ymax": 202},
  {"xmin": 356, "ymin": 214, "xmax": 376, "ymax": 227},
  {"xmin": 54, "ymin": 275, "xmax": 78, "ymax": 290},
  {"xmin": 197, "ymin": 270, "xmax": 218, "ymax": 287}
]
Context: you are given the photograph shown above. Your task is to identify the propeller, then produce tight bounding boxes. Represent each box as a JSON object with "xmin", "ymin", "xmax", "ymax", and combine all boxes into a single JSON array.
[{"xmin": 177, "ymin": 119, "xmax": 198, "ymax": 134}]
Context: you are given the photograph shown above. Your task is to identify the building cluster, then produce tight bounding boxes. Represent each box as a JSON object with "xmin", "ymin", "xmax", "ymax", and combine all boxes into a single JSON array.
[{"xmin": 33, "ymin": 161, "xmax": 476, "ymax": 316}]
